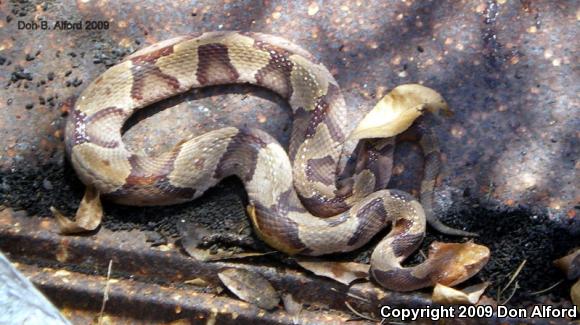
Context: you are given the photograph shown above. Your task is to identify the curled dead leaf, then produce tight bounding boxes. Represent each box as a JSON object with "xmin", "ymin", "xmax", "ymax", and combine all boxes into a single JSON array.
[
  {"xmin": 349, "ymin": 84, "xmax": 450, "ymax": 141},
  {"xmin": 177, "ymin": 218, "xmax": 269, "ymax": 261},
  {"xmin": 50, "ymin": 186, "xmax": 102, "ymax": 234},
  {"xmin": 553, "ymin": 248, "xmax": 580, "ymax": 280},
  {"xmin": 432, "ymin": 282, "xmax": 489, "ymax": 305},
  {"xmin": 218, "ymin": 268, "xmax": 280, "ymax": 310},
  {"xmin": 297, "ymin": 259, "xmax": 369, "ymax": 285},
  {"xmin": 427, "ymin": 241, "xmax": 490, "ymax": 287}
]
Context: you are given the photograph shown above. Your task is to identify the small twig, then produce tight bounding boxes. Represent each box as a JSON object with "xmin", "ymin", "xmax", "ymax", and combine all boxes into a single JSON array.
[
  {"xmin": 344, "ymin": 301, "xmax": 379, "ymax": 322},
  {"xmin": 329, "ymin": 287, "xmax": 372, "ymax": 303},
  {"xmin": 530, "ymin": 279, "xmax": 564, "ymax": 295},
  {"xmin": 500, "ymin": 281, "xmax": 520, "ymax": 305},
  {"xmin": 485, "ymin": 180, "xmax": 495, "ymax": 201},
  {"xmin": 502, "ymin": 259, "xmax": 526, "ymax": 291},
  {"xmin": 346, "ymin": 292, "xmax": 372, "ymax": 303},
  {"xmin": 98, "ymin": 260, "xmax": 113, "ymax": 325},
  {"xmin": 419, "ymin": 249, "xmax": 427, "ymax": 260},
  {"xmin": 498, "ymin": 259, "xmax": 526, "ymax": 299}
]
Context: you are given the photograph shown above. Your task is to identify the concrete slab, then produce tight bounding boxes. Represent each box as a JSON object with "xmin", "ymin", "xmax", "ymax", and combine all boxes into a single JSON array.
[{"xmin": 1, "ymin": 1, "xmax": 577, "ymax": 224}]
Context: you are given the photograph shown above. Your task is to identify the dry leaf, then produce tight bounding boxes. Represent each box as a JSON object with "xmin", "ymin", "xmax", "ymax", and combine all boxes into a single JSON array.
[
  {"xmin": 211, "ymin": 251, "xmax": 272, "ymax": 261},
  {"xmin": 177, "ymin": 218, "xmax": 269, "ymax": 261},
  {"xmin": 183, "ymin": 278, "xmax": 209, "ymax": 287},
  {"xmin": 177, "ymin": 220, "xmax": 216, "ymax": 261},
  {"xmin": 553, "ymin": 248, "xmax": 580, "ymax": 280},
  {"xmin": 349, "ymin": 84, "xmax": 450, "ymax": 140},
  {"xmin": 218, "ymin": 268, "xmax": 280, "ymax": 310},
  {"xmin": 427, "ymin": 241, "xmax": 490, "ymax": 287},
  {"xmin": 572, "ymin": 279, "xmax": 579, "ymax": 309},
  {"xmin": 50, "ymin": 186, "xmax": 102, "ymax": 234},
  {"xmin": 176, "ymin": 218, "xmax": 211, "ymax": 245},
  {"xmin": 297, "ymin": 260, "xmax": 369, "ymax": 285},
  {"xmin": 181, "ymin": 243, "xmax": 268, "ymax": 262},
  {"xmin": 432, "ymin": 282, "xmax": 489, "ymax": 305}
]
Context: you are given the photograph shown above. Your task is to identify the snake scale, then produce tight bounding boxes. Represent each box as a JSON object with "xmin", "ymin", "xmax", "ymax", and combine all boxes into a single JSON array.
[{"xmin": 63, "ymin": 31, "xmax": 488, "ymax": 292}]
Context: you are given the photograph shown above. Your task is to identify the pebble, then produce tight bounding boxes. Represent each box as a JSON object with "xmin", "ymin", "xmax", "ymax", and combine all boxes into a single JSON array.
[
  {"xmin": 25, "ymin": 103, "xmax": 33, "ymax": 110},
  {"xmin": 42, "ymin": 179, "xmax": 53, "ymax": 190},
  {"xmin": 11, "ymin": 67, "xmax": 33, "ymax": 82},
  {"xmin": 15, "ymin": 142, "xmax": 30, "ymax": 150},
  {"xmin": 0, "ymin": 181, "xmax": 10, "ymax": 192},
  {"xmin": 72, "ymin": 78, "xmax": 83, "ymax": 87}
]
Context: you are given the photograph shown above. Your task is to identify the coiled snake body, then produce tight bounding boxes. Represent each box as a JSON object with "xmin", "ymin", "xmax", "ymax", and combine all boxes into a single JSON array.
[{"xmin": 63, "ymin": 32, "xmax": 488, "ymax": 292}]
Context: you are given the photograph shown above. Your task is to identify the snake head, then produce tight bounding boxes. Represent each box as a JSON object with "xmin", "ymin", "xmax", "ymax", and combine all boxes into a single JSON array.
[{"xmin": 348, "ymin": 84, "xmax": 451, "ymax": 141}]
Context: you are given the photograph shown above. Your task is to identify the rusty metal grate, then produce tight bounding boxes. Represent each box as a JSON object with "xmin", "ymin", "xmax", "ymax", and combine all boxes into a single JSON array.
[{"xmin": 1, "ymin": 207, "xmax": 571, "ymax": 324}]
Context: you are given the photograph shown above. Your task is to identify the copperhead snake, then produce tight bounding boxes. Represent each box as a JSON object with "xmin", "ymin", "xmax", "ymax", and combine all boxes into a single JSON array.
[{"xmin": 57, "ymin": 31, "xmax": 489, "ymax": 292}]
